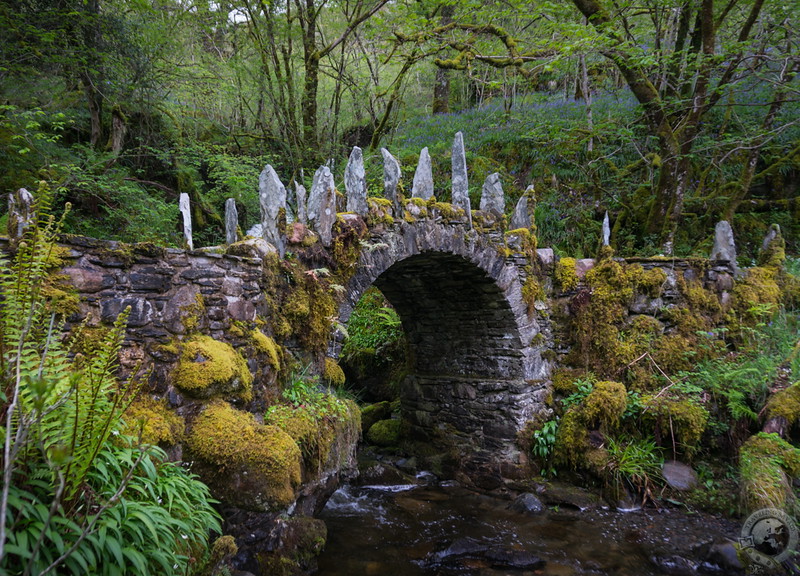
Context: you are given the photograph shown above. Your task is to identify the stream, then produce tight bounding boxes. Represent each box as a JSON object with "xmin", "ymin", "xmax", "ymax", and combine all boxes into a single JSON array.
[{"xmin": 317, "ymin": 476, "xmax": 743, "ymax": 575}]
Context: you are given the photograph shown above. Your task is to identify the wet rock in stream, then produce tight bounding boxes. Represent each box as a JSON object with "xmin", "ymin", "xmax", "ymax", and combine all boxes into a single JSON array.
[{"xmin": 426, "ymin": 537, "xmax": 545, "ymax": 572}]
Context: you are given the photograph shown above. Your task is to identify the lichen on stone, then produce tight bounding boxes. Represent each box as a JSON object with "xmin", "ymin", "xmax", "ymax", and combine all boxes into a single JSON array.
[{"xmin": 172, "ymin": 335, "xmax": 253, "ymax": 400}]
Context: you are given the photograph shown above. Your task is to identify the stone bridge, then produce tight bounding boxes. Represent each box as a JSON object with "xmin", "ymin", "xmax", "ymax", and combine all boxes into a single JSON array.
[{"xmin": 3, "ymin": 134, "xmax": 742, "ymax": 488}]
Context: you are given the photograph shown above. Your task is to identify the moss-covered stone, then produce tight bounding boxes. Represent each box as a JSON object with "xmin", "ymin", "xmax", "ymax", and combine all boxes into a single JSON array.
[
  {"xmin": 739, "ymin": 432, "xmax": 800, "ymax": 514},
  {"xmin": 641, "ymin": 395, "xmax": 708, "ymax": 456},
  {"xmin": 124, "ymin": 396, "xmax": 185, "ymax": 446},
  {"xmin": 360, "ymin": 401, "xmax": 393, "ymax": 434},
  {"xmin": 551, "ymin": 368, "xmax": 585, "ymax": 394},
  {"xmin": 555, "ymin": 257, "xmax": 579, "ymax": 292},
  {"xmin": 173, "ymin": 335, "xmax": 253, "ymax": 400},
  {"xmin": 765, "ymin": 383, "xmax": 800, "ymax": 425},
  {"xmin": 521, "ymin": 274, "xmax": 545, "ymax": 315},
  {"xmin": 583, "ymin": 381, "xmax": 627, "ymax": 431},
  {"xmin": 323, "ymin": 357, "xmax": 346, "ymax": 387},
  {"xmin": 367, "ymin": 418, "xmax": 402, "ymax": 447},
  {"xmin": 187, "ymin": 401, "xmax": 302, "ymax": 511},
  {"xmin": 251, "ymin": 330, "xmax": 281, "ymax": 371},
  {"xmin": 554, "ymin": 406, "xmax": 588, "ymax": 468}
]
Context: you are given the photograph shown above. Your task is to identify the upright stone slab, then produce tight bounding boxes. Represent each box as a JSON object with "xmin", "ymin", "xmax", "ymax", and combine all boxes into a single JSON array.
[
  {"xmin": 509, "ymin": 185, "xmax": 535, "ymax": 230},
  {"xmin": 381, "ymin": 148, "xmax": 401, "ymax": 213},
  {"xmin": 344, "ymin": 146, "xmax": 368, "ymax": 216},
  {"xmin": 479, "ymin": 172, "xmax": 504, "ymax": 215},
  {"xmin": 258, "ymin": 165, "xmax": 287, "ymax": 257},
  {"xmin": 451, "ymin": 131, "xmax": 471, "ymax": 226},
  {"xmin": 412, "ymin": 147, "xmax": 434, "ymax": 200},
  {"xmin": 308, "ymin": 165, "xmax": 336, "ymax": 246},
  {"xmin": 602, "ymin": 211, "xmax": 611, "ymax": 247},
  {"xmin": 710, "ymin": 221, "xmax": 737, "ymax": 264},
  {"xmin": 179, "ymin": 193, "xmax": 193, "ymax": 251},
  {"xmin": 225, "ymin": 198, "xmax": 238, "ymax": 245},
  {"xmin": 7, "ymin": 187, "xmax": 34, "ymax": 240},
  {"xmin": 295, "ymin": 180, "xmax": 308, "ymax": 225}
]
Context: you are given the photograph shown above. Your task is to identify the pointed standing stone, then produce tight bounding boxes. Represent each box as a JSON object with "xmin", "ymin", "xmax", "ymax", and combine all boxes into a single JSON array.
[
  {"xmin": 308, "ymin": 165, "xmax": 336, "ymax": 246},
  {"xmin": 225, "ymin": 198, "xmax": 238, "ymax": 245},
  {"xmin": 381, "ymin": 148, "xmax": 401, "ymax": 213},
  {"xmin": 258, "ymin": 165, "xmax": 287, "ymax": 256},
  {"xmin": 295, "ymin": 179, "xmax": 307, "ymax": 225},
  {"xmin": 179, "ymin": 193, "xmax": 193, "ymax": 251},
  {"xmin": 7, "ymin": 187, "xmax": 34, "ymax": 240},
  {"xmin": 480, "ymin": 172, "xmax": 504, "ymax": 215},
  {"xmin": 412, "ymin": 147, "xmax": 434, "ymax": 200},
  {"xmin": 602, "ymin": 211, "xmax": 611, "ymax": 247},
  {"xmin": 510, "ymin": 185, "xmax": 535, "ymax": 230},
  {"xmin": 345, "ymin": 146, "xmax": 368, "ymax": 216},
  {"xmin": 451, "ymin": 131, "xmax": 471, "ymax": 226},
  {"xmin": 710, "ymin": 221, "xmax": 737, "ymax": 263}
]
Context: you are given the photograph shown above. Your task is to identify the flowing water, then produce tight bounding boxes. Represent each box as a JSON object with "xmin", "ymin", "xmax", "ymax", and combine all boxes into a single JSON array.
[{"xmin": 317, "ymin": 477, "xmax": 741, "ymax": 575}]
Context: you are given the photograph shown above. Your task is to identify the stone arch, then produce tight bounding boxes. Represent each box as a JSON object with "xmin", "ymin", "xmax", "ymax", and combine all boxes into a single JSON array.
[{"xmin": 337, "ymin": 219, "xmax": 550, "ymax": 482}]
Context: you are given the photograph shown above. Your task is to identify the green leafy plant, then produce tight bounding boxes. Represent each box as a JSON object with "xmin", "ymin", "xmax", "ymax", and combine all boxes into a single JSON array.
[
  {"xmin": 532, "ymin": 419, "xmax": 559, "ymax": 477},
  {"xmin": 604, "ymin": 437, "xmax": 664, "ymax": 507},
  {"xmin": 0, "ymin": 191, "xmax": 220, "ymax": 575}
]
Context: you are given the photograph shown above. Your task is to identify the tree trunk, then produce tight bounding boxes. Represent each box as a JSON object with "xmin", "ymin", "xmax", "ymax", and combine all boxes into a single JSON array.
[{"xmin": 432, "ymin": 3, "xmax": 454, "ymax": 114}]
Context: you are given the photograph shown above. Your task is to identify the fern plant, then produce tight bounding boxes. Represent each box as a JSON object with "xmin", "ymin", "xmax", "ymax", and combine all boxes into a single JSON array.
[{"xmin": 1, "ymin": 190, "xmax": 220, "ymax": 575}]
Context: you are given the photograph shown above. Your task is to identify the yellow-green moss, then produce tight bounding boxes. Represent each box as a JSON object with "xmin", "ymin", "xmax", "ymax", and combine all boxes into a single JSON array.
[
  {"xmin": 173, "ymin": 335, "xmax": 253, "ymax": 400},
  {"xmin": 583, "ymin": 381, "xmax": 627, "ymax": 431},
  {"xmin": 641, "ymin": 395, "xmax": 708, "ymax": 455},
  {"xmin": 765, "ymin": 383, "xmax": 800, "ymax": 424},
  {"xmin": 251, "ymin": 330, "xmax": 281, "ymax": 371},
  {"xmin": 42, "ymin": 283, "xmax": 80, "ymax": 316},
  {"xmin": 209, "ymin": 535, "xmax": 238, "ymax": 565},
  {"xmin": 188, "ymin": 401, "xmax": 302, "ymax": 510},
  {"xmin": 323, "ymin": 357, "xmax": 346, "ymax": 387},
  {"xmin": 676, "ymin": 272, "xmax": 721, "ymax": 316},
  {"xmin": 555, "ymin": 257, "xmax": 579, "ymax": 292},
  {"xmin": 732, "ymin": 266, "xmax": 782, "ymax": 319},
  {"xmin": 180, "ymin": 293, "xmax": 206, "ymax": 334},
  {"xmin": 366, "ymin": 197, "xmax": 394, "ymax": 226},
  {"xmin": 124, "ymin": 396, "xmax": 185, "ymax": 446},
  {"xmin": 264, "ymin": 404, "xmax": 334, "ymax": 472},
  {"xmin": 757, "ymin": 224, "xmax": 786, "ymax": 268},
  {"xmin": 551, "ymin": 368, "xmax": 585, "ymax": 394},
  {"xmin": 521, "ymin": 275, "xmax": 545, "ymax": 315},
  {"xmin": 739, "ymin": 432, "xmax": 800, "ymax": 514},
  {"xmin": 367, "ymin": 419, "xmax": 402, "ymax": 447},
  {"xmin": 431, "ymin": 202, "xmax": 465, "ymax": 221},
  {"xmin": 637, "ymin": 267, "xmax": 668, "ymax": 298},
  {"xmin": 554, "ymin": 406, "xmax": 588, "ymax": 468}
]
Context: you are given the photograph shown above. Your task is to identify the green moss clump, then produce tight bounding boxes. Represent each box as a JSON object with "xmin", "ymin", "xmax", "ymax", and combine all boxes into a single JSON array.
[
  {"xmin": 366, "ymin": 197, "xmax": 394, "ymax": 226},
  {"xmin": 765, "ymin": 383, "xmax": 800, "ymax": 424},
  {"xmin": 551, "ymin": 368, "xmax": 585, "ymax": 394},
  {"xmin": 431, "ymin": 202, "xmax": 465, "ymax": 221},
  {"xmin": 323, "ymin": 357, "xmax": 346, "ymax": 387},
  {"xmin": 521, "ymin": 275, "xmax": 545, "ymax": 315},
  {"xmin": 124, "ymin": 396, "xmax": 185, "ymax": 446},
  {"xmin": 641, "ymin": 395, "xmax": 708, "ymax": 456},
  {"xmin": 757, "ymin": 224, "xmax": 786, "ymax": 268},
  {"xmin": 367, "ymin": 419, "xmax": 402, "ymax": 447},
  {"xmin": 583, "ymin": 381, "xmax": 627, "ymax": 431},
  {"xmin": 264, "ymin": 404, "xmax": 335, "ymax": 472},
  {"xmin": 360, "ymin": 401, "xmax": 392, "ymax": 434},
  {"xmin": 180, "ymin": 293, "xmax": 206, "ymax": 334},
  {"xmin": 739, "ymin": 432, "xmax": 800, "ymax": 514},
  {"xmin": 251, "ymin": 330, "xmax": 281, "ymax": 371},
  {"xmin": 188, "ymin": 401, "xmax": 302, "ymax": 510},
  {"xmin": 555, "ymin": 257, "xmax": 579, "ymax": 292},
  {"xmin": 173, "ymin": 335, "xmax": 253, "ymax": 400},
  {"xmin": 676, "ymin": 272, "xmax": 721, "ymax": 317},
  {"xmin": 554, "ymin": 406, "xmax": 588, "ymax": 468},
  {"xmin": 732, "ymin": 267, "xmax": 782, "ymax": 319},
  {"xmin": 637, "ymin": 267, "xmax": 667, "ymax": 298}
]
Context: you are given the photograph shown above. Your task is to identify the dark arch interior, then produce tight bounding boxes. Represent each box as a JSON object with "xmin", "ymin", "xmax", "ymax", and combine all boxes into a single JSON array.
[{"xmin": 372, "ymin": 252, "xmax": 524, "ymax": 380}]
